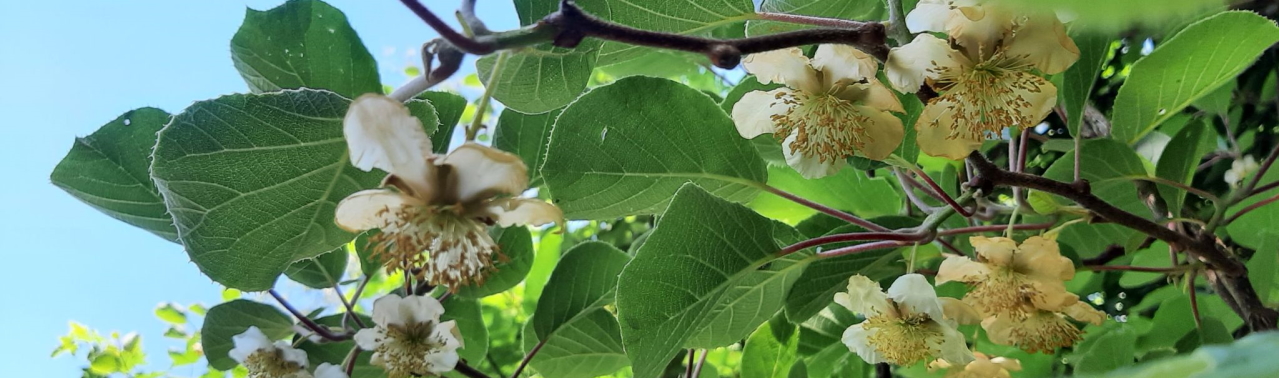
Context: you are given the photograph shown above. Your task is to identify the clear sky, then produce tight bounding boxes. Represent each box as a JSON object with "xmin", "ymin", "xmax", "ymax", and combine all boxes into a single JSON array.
[{"xmin": 0, "ymin": 0, "xmax": 517, "ymax": 375}]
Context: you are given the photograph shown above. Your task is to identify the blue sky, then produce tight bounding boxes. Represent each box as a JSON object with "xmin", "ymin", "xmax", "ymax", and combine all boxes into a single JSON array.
[{"xmin": 0, "ymin": 0, "xmax": 517, "ymax": 375}]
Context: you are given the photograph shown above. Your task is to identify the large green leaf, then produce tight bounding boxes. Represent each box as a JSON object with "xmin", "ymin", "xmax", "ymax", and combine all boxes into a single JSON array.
[
  {"xmin": 1059, "ymin": 32, "xmax": 1110, "ymax": 137},
  {"xmin": 455, "ymin": 226, "xmax": 534, "ymax": 297},
  {"xmin": 476, "ymin": 0, "xmax": 601, "ymax": 114},
  {"xmin": 589, "ymin": 0, "xmax": 756, "ymax": 66},
  {"xmin": 283, "ymin": 245, "xmax": 348, "ymax": 289},
  {"xmin": 1227, "ymin": 165, "xmax": 1279, "ymax": 249},
  {"xmin": 1000, "ymin": 0, "xmax": 1219, "ymax": 31},
  {"xmin": 1085, "ymin": 331, "xmax": 1279, "ymax": 378},
  {"xmin": 784, "ymin": 218, "xmax": 914, "ymax": 322},
  {"xmin": 418, "ymin": 91, "xmax": 468, "ymax": 154},
  {"xmin": 616, "ymin": 184, "xmax": 810, "ymax": 378},
  {"xmin": 51, "ymin": 108, "xmax": 178, "ymax": 242},
  {"xmin": 797, "ymin": 303, "xmax": 868, "ymax": 377},
  {"xmin": 749, "ymin": 165, "xmax": 901, "ymax": 224},
  {"xmin": 1042, "ymin": 139, "xmax": 1149, "ymax": 256},
  {"xmin": 742, "ymin": 322, "xmax": 800, "ymax": 378},
  {"xmin": 1154, "ymin": 120, "xmax": 1213, "ymax": 217},
  {"xmin": 230, "ymin": 0, "xmax": 380, "ymax": 98},
  {"xmin": 533, "ymin": 242, "xmax": 630, "ymax": 339},
  {"xmin": 493, "ymin": 108, "xmax": 559, "ymax": 188},
  {"xmin": 441, "ymin": 295, "xmax": 489, "ymax": 363},
  {"xmin": 151, "ymin": 89, "xmax": 437, "ymax": 290},
  {"xmin": 1111, "ymin": 11, "xmax": 1279, "ymax": 143},
  {"xmin": 524, "ymin": 310, "xmax": 630, "ymax": 378},
  {"xmin": 746, "ymin": 0, "xmax": 884, "ymax": 36},
  {"xmin": 202, "ymin": 300, "xmax": 294, "ymax": 370},
  {"xmin": 542, "ymin": 76, "xmax": 767, "ymax": 219}
]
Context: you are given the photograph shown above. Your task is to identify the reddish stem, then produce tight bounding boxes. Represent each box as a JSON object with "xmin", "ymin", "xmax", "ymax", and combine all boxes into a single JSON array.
[
  {"xmin": 763, "ymin": 185, "xmax": 890, "ymax": 232},
  {"xmin": 779, "ymin": 231, "xmax": 927, "ymax": 255},
  {"xmin": 816, "ymin": 240, "xmax": 912, "ymax": 257},
  {"xmin": 938, "ymin": 221, "xmax": 1055, "ymax": 236}
]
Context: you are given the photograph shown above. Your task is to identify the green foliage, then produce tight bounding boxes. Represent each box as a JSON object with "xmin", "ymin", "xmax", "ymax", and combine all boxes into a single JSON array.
[
  {"xmin": 284, "ymin": 246, "xmax": 348, "ymax": 289},
  {"xmin": 493, "ymin": 108, "xmax": 558, "ymax": 188},
  {"xmin": 230, "ymin": 0, "xmax": 380, "ymax": 98},
  {"xmin": 1043, "ymin": 139, "xmax": 1149, "ymax": 256},
  {"xmin": 201, "ymin": 300, "xmax": 293, "ymax": 370},
  {"xmin": 587, "ymin": 0, "xmax": 755, "ymax": 66},
  {"xmin": 742, "ymin": 322, "xmax": 801, "ymax": 378},
  {"xmin": 747, "ymin": 0, "xmax": 884, "ymax": 36}
]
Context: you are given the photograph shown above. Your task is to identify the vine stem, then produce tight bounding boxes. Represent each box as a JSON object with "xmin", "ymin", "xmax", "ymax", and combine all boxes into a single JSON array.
[
  {"xmin": 691, "ymin": 349, "xmax": 709, "ymax": 377},
  {"xmin": 510, "ymin": 339, "xmax": 546, "ymax": 378},
  {"xmin": 884, "ymin": 0, "xmax": 911, "ymax": 44},
  {"xmin": 779, "ymin": 231, "xmax": 927, "ymax": 256},
  {"xmin": 759, "ymin": 184, "xmax": 890, "ymax": 232},
  {"xmin": 269, "ymin": 290, "xmax": 351, "ymax": 341},
  {"xmin": 332, "ymin": 283, "xmax": 368, "ymax": 329},
  {"xmin": 343, "ymin": 347, "xmax": 361, "ymax": 375},
  {"xmin": 467, "ymin": 51, "xmax": 509, "ymax": 141},
  {"xmin": 1225, "ymin": 192, "xmax": 1279, "ymax": 224},
  {"xmin": 904, "ymin": 165, "xmax": 972, "ymax": 217},
  {"xmin": 456, "ymin": 361, "xmax": 496, "ymax": 378}
]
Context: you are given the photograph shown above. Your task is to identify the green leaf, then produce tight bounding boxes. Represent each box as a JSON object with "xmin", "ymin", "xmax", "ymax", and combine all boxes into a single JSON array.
[
  {"xmin": 616, "ymin": 184, "xmax": 809, "ymax": 378},
  {"xmin": 1247, "ymin": 237, "xmax": 1278, "ymax": 305},
  {"xmin": 892, "ymin": 90, "xmax": 923, "ymax": 164},
  {"xmin": 284, "ymin": 245, "xmax": 348, "ymax": 289},
  {"xmin": 493, "ymin": 108, "xmax": 559, "ymax": 187},
  {"xmin": 590, "ymin": 0, "xmax": 755, "ymax": 66},
  {"xmin": 747, "ymin": 0, "xmax": 883, "ymax": 36},
  {"xmin": 1083, "ymin": 331, "xmax": 1279, "ymax": 378},
  {"xmin": 417, "ymin": 91, "xmax": 468, "ymax": 154},
  {"xmin": 476, "ymin": 0, "xmax": 601, "ymax": 114},
  {"xmin": 1228, "ymin": 166, "xmax": 1279, "ymax": 249},
  {"xmin": 524, "ymin": 310, "xmax": 630, "ymax": 378},
  {"xmin": 51, "ymin": 108, "xmax": 178, "ymax": 242},
  {"xmin": 1042, "ymin": 139, "xmax": 1149, "ymax": 257},
  {"xmin": 1155, "ymin": 120, "xmax": 1213, "ymax": 217},
  {"xmin": 749, "ymin": 165, "xmax": 900, "ymax": 224},
  {"xmin": 230, "ymin": 0, "xmax": 380, "ymax": 98},
  {"xmin": 542, "ymin": 76, "xmax": 767, "ymax": 219},
  {"xmin": 455, "ymin": 226, "xmax": 534, "ymax": 297},
  {"xmin": 533, "ymin": 241, "xmax": 631, "ymax": 339},
  {"xmin": 999, "ymin": 0, "xmax": 1220, "ymax": 31},
  {"xmin": 202, "ymin": 299, "xmax": 294, "ymax": 370},
  {"xmin": 441, "ymin": 295, "xmax": 489, "ymax": 363},
  {"xmin": 784, "ymin": 218, "xmax": 915, "ymax": 322},
  {"xmin": 789, "ymin": 361, "xmax": 808, "ymax": 378},
  {"xmin": 1119, "ymin": 241, "xmax": 1171, "ymax": 288},
  {"xmin": 1111, "ymin": 11, "xmax": 1279, "ymax": 143},
  {"xmin": 154, "ymin": 303, "xmax": 187, "ymax": 325},
  {"xmin": 89, "ymin": 355, "xmax": 122, "ymax": 374},
  {"xmin": 797, "ymin": 303, "xmax": 868, "ymax": 377},
  {"xmin": 1135, "ymin": 293, "xmax": 1195, "ymax": 353},
  {"xmin": 1074, "ymin": 325, "xmax": 1139, "ymax": 374},
  {"xmin": 151, "ymin": 90, "xmax": 436, "ymax": 290},
  {"xmin": 1059, "ymin": 32, "xmax": 1110, "ymax": 137},
  {"xmin": 742, "ymin": 322, "xmax": 800, "ymax": 378}
]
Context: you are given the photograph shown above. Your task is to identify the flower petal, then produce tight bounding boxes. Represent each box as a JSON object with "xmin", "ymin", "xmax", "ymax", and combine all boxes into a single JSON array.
[
  {"xmin": 743, "ymin": 47, "xmax": 821, "ymax": 93},
  {"xmin": 371, "ymin": 294, "xmax": 406, "ymax": 326},
  {"xmin": 354, "ymin": 328, "xmax": 384, "ymax": 351},
  {"xmin": 970, "ymin": 236, "xmax": 1017, "ymax": 266},
  {"xmin": 440, "ymin": 143, "xmax": 529, "ymax": 203},
  {"xmin": 915, "ymin": 100, "xmax": 985, "ymax": 159},
  {"xmin": 905, "ymin": 0, "xmax": 952, "ymax": 33},
  {"xmin": 732, "ymin": 89, "xmax": 792, "ymax": 139},
  {"xmin": 812, "ymin": 44, "xmax": 877, "ymax": 85},
  {"xmin": 843, "ymin": 81, "xmax": 904, "ymax": 114},
  {"xmin": 936, "ymin": 255, "xmax": 990, "ymax": 285},
  {"xmin": 274, "ymin": 340, "xmax": 310, "ymax": 368},
  {"xmin": 484, "ymin": 197, "xmax": 562, "ymax": 227},
  {"xmin": 939, "ymin": 297, "xmax": 983, "ymax": 325},
  {"xmin": 399, "ymin": 295, "xmax": 446, "ymax": 324},
  {"xmin": 334, "ymin": 189, "xmax": 417, "ymax": 233},
  {"xmin": 836, "ymin": 275, "xmax": 892, "ymax": 317},
  {"xmin": 852, "ymin": 105, "xmax": 905, "ymax": 161},
  {"xmin": 435, "ymin": 320, "xmax": 465, "ymax": 350},
  {"xmin": 1063, "ymin": 302, "xmax": 1107, "ymax": 325},
  {"xmin": 1027, "ymin": 280, "xmax": 1079, "ymax": 312},
  {"xmin": 842, "ymin": 323, "xmax": 886, "ymax": 364},
  {"xmin": 947, "ymin": 3, "xmax": 1016, "ymax": 58},
  {"xmin": 314, "ymin": 363, "xmax": 351, "ymax": 378},
  {"xmin": 888, "ymin": 273, "xmax": 946, "ymax": 321},
  {"xmin": 981, "ymin": 315, "xmax": 1015, "ymax": 345},
  {"xmin": 229, "ymin": 326, "xmax": 271, "ymax": 363},
  {"xmin": 1010, "ymin": 72, "xmax": 1059, "ymax": 128},
  {"xmin": 782, "ymin": 133, "xmax": 846, "ymax": 179},
  {"xmin": 1004, "ymin": 13, "xmax": 1079, "ymax": 74},
  {"xmin": 886, "ymin": 34, "xmax": 964, "ymax": 93},
  {"xmin": 935, "ymin": 321, "xmax": 975, "ymax": 365},
  {"xmin": 344, "ymin": 94, "xmax": 436, "ymax": 195},
  {"xmin": 1015, "ymin": 236, "xmax": 1075, "ymax": 281}
]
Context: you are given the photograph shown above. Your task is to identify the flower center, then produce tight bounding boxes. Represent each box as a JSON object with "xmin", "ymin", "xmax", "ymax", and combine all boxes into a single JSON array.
[
  {"xmin": 770, "ymin": 91, "xmax": 873, "ymax": 163},
  {"xmin": 864, "ymin": 312, "xmax": 945, "ymax": 366},
  {"xmin": 375, "ymin": 321, "xmax": 453, "ymax": 378},
  {"xmin": 370, "ymin": 204, "xmax": 500, "ymax": 288},
  {"xmin": 965, "ymin": 267, "xmax": 1034, "ymax": 317},
  {"xmin": 931, "ymin": 53, "xmax": 1044, "ymax": 140},
  {"xmin": 243, "ymin": 349, "xmax": 307, "ymax": 378},
  {"xmin": 1000, "ymin": 311, "xmax": 1083, "ymax": 354}
]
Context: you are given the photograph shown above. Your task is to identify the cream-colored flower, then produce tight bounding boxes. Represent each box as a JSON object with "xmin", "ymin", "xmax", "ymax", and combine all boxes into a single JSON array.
[
  {"xmin": 337, "ymin": 94, "xmax": 562, "ymax": 288},
  {"xmin": 887, "ymin": 1, "xmax": 1078, "ymax": 159},
  {"xmin": 732, "ymin": 45, "xmax": 905, "ymax": 179},
  {"xmin": 229, "ymin": 326, "xmax": 313, "ymax": 378},
  {"xmin": 929, "ymin": 352, "xmax": 1022, "ymax": 378},
  {"xmin": 936, "ymin": 236, "xmax": 1080, "ymax": 316},
  {"xmin": 1225, "ymin": 155, "xmax": 1259, "ymax": 188},
  {"xmin": 313, "ymin": 363, "xmax": 349, "ymax": 378},
  {"xmin": 836, "ymin": 274, "xmax": 974, "ymax": 366},
  {"xmin": 355, "ymin": 295, "xmax": 463, "ymax": 378}
]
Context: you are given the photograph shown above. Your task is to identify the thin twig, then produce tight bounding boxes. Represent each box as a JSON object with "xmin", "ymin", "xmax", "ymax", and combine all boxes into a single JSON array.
[
  {"xmin": 1224, "ymin": 192, "xmax": 1279, "ymax": 224},
  {"xmin": 1239, "ymin": 142, "xmax": 1279, "ymax": 204},
  {"xmin": 884, "ymin": 0, "xmax": 911, "ymax": 44},
  {"xmin": 816, "ymin": 240, "xmax": 912, "ymax": 257},
  {"xmin": 510, "ymin": 340, "xmax": 546, "ymax": 378},
  {"xmin": 779, "ymin": 231, "xmax": 928, "ymax": 256},
  {"xmin": 1086, "ymin": 265, "xmax": 1189, "ymax": 273},
  {"xmin": 691, "ymin": 349, "xmax": 709, "ymax": 377},
  {"xmin": 343, "ymin": 347, "xmax": 361, "ymax": 376},
  {"xmin": 332, "ymin": 284, "xmax": 367, "ymax": 329},
  {"xmin": 456, "ymin": 361, "xmax": 496, "ymax": 378},
  {"xmin": 761, "ymin": 185, "xmax": 890, "ymax": 232},
  {"xmin": 269, "ymin": 290, "xmax": 351, "ymax": 341},
  {"xmin": 938, "ymin": 221, "xmax": 1056, "ymax": 236},
  {"xmin": 906, "ymin": 165, "xmax": 973, "ymax": 217},
  {"xmin": 685, "ymin": 349, "xmax": 696, "ymax": 378}
]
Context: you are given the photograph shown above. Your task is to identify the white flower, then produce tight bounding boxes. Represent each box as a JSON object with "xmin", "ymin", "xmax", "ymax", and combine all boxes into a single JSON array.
[
  {"xmin": 886, "ymin": 1, "xmax": 1079, "ymax": 159},
  {"xmin": 836, "ymin": 274, "xmax": 974, "ymax": 366},
  {"xmin": 1225, "ymin": 155, "xmax": 1259, "ymax": 188},
  {"xmin": 313, "ymin": 363, "xmax": 349, "ymax": 378},
  {"xmin": 355, "ymin": 294, "xmax": 463, "ymax": 377},
  {"xmin": 230, "ymin": 326, "xmax": 313, "ymax": 378},
  {"xmin": 732, "ymin": 45, "xmax": 905, "ymax": 179},
  {"xmin": 337, "ymin": 94, "xmax": 562, "ymax": 288}
]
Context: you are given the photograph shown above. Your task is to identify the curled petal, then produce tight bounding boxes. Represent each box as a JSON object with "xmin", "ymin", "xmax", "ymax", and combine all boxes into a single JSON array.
[
  {"xmin": 1015, "ymin": 236, "xmax": 1075, "ymax": 281},
  {"xmin": 441, "ymin": 143, "xmax": 529, "ymax": 203},
  {"xmin": 842, "ymin": 323, "xmax": 886, "ymax": 364},
  {"xmin": 314, "ymin": 363, "xmax": 351, "ymax": 378},
  {"xmin": 905, "ymin": 0, "xmax": 953, "ymax": 33},
  {"xmin": 935, "ymin": 322, "xmax": 975, "ymax": 365},
  {"xmin": 835, "ymin": 275, "xmax": 892, "ymax": 317},
  {"xmin": 782, "ymin": 133, "xmax": 846, "ymax": 179},
  {"xmin": 732, "ymin": 89, "xmax": 792, "ymax": 139},
  {"xmin": 742, "ymin": 47, "xmax": 821, "ymax": 93},
  {"xmin": 484, "ymin": 197, "xmax": 562, "ymax": 227},
  {"xmin": 229, "ymin": 326, "xmax": 271, "ymax": 363},
  {"xmin": 344, "ymin": 94, "xmax": 436, "ymax": 195},
  {"xmin": 1063, "ymin": 302, "xmax": 1107, "ymax": 325},
  {"xmin": 886, "ymin": 34, "xmax": 964, "ymax": 93},
  {"xmin": 371, "ymin": 294, "xmax": 407, "ymax": 326},
  {"xmin": 334, "ymin": 189, "xmax": 417, "ymax": 233},
  {"xmin": 436, "ymin": 320, "xmax": 465, "ymax": 350},
  {"xmin": 399, "ymin": 295, "xmax": 447, "ymax": 324},
  {"xmin": 274, "ymin": 341, "xmax": 310, "ymax": 368},
  {"xmin": 939, "ymin": 297, "xmax": 982, "ymax": 325},
  {"xmin": 1004, "ymin": 13, "xmax": 1080, "ymax": 74},
  {"xmin": 853, "ymin": 105, "xmax": 905, "ymax": 161},
  {"xmin": 970, "ymin": 236, "xmax": 1017, "ymax": 266},
  {"xmin": 915, "ymin": 100, "xmax": 984, "ymax": 159},
  {"xmin": 812, "ymin": 44, "xmax": 878, "ymax": 85},
  {"xmin": 424, "ymin": 349, "xmax": 461, "ymax": 374},
  {"xmin": 888, "ymin": 273, "xmax": 946, "ymax": 322},
  {"xmin": 936, "ymin": 255, "xmax": 990, "ymax": 285}
]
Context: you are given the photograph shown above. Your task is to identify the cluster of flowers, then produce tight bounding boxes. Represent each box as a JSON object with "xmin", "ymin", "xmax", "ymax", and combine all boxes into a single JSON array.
[
  {"xmin": 733, "ymin": 0, "xmax": 1079, "ymax": 178},
  {"xmin": 836, "ymin": 235, "xmax": 1105, "ymax": 376}
]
